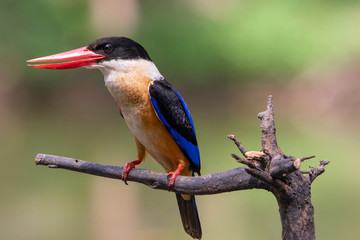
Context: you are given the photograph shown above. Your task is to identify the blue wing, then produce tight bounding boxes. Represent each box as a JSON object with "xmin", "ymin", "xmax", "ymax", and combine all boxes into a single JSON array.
[{"xmin": 149, "ymin": 79, "xmax": 200, "ymax": 174}]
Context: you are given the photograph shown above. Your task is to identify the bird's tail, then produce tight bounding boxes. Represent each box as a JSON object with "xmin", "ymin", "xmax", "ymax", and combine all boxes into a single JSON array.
[{"xmin": 176, "ymin": 193, "xmax": 202, "ymax": 239}]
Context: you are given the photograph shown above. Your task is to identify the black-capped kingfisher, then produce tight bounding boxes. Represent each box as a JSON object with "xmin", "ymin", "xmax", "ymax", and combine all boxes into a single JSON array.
[{"xmin": 27, "ymin": 37, "xmax": 202, "ymax": 239}]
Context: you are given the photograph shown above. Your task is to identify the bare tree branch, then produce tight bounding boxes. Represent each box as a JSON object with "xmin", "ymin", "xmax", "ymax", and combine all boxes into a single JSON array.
[
  {"xmin": 35, "ymin": 153, "xmax": 267, "ymax": 195},
  {"xmin": 258, "ymin": 95, "xmax": 283, "ymax": 156},
  {"xmin": 300, "ymin": 155, "xmax": 316, "ymax": 162},
  {"xmin": 227, "ymin": 134, "xmax": 248, "ymax": 157},
  {"xmin": 230, "ymin": 153, "xmax": 259, "ymax": 169},
  {"xmin": 269, "ymin": 155, "xmax": 300, "ymax": 178},
  {"xmin": 307, "ymin": 159, "xmax": 330, "ymax": 183}
]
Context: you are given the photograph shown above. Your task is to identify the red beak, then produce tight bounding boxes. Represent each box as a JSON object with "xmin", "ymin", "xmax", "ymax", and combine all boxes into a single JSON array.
[{"xmin": 27, "ymin": 47, "xmax": 105, "ymax": 69}]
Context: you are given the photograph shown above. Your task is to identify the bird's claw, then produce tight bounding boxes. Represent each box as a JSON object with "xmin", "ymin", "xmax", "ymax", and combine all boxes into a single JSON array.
[
  {"xmin": 168, "ymin": 172, "xmax": 177, "ymax": 187},
  {"xmin": 122, "ymin": 164, "xmax": 131, "ymax": 185},
  {"xmin": 122, "ymin": 159, "xmax": 142, "ymax": 185},
  {"xmin": 167, "ymin": 163, "xmax": 184, "ymax": 188}
]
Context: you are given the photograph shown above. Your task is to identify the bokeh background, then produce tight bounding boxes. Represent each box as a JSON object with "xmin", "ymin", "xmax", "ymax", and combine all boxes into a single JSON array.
[{"xmin": 1, "ymin": 0, "xmax": 359, "ymax": 239}]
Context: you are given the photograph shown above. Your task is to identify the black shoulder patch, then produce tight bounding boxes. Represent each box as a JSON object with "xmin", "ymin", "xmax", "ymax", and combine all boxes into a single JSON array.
[{"xmin": 149, "ymin": 80, "xmax": 197, "ymax": 146}]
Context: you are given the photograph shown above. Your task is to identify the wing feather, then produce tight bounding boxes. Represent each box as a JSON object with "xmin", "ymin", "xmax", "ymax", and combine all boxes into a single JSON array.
[{"xmin": 149, "ymin": 80, "xmax": 200, "ymax": 174}]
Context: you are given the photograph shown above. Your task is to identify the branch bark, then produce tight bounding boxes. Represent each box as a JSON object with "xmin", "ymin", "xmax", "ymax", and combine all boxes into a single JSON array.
[
  {"xmin": 35, "ymin": 153, "xmax": 266, "ymax": 195},
  {"xmin": 34, "ymin": 95, "xmax": 329, "ymax": 240}
]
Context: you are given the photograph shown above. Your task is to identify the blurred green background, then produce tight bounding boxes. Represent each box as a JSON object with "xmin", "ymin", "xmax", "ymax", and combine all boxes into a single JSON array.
[{"xmin": 1, "ymin": 0, "xmax": 359, "ymax": 239}]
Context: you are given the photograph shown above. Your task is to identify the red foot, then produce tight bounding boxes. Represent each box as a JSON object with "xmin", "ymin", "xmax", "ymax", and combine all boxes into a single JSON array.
[
  {"xmin": 168, "ymin": 163, "xmax": 184, "ymax": 187},
  {"xmin": 122, "ymin": 159, "xmax": 142, "ymax": 184}
]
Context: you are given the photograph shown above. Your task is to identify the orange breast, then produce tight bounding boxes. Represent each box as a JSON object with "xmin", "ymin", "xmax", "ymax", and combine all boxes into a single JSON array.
[{"xmin": 106, "ymin": 72, "xmax": 192, "ymax": 175}]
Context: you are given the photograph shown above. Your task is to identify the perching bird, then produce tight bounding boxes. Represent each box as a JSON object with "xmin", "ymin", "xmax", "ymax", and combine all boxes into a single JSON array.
[{"xmin": 27, "ymin": 37, "xmax": 202, "ymax": 239}]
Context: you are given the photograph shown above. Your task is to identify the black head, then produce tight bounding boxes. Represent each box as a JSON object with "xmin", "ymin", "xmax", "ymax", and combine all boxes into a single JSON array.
[
  {"xmin": 87, "ymin": 37, "xmax": 152, "ymax": 62},
  {"xmin": 27, "ymin": 37, "xmax": 153, "ymax": 70}
]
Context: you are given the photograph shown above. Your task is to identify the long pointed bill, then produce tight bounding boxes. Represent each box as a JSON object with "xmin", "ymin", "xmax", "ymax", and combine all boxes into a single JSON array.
[{"xmin": 27, "ymin": 47, "xmax": 105, "ymax": 69}]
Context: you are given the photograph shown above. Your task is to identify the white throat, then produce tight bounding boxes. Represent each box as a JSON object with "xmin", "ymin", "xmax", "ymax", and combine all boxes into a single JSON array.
[{"xmin": 86, "ymin": 59, "xmax": 163, "ymax": 84}]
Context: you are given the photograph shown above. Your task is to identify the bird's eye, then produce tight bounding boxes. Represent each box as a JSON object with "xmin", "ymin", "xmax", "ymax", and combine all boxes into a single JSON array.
[{"xmin": 102, "ymin": 44, "xmax": 113, "ymax": 53}]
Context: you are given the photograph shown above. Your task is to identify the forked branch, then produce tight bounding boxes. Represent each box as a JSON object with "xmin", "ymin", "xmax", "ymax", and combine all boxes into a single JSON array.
[{"xmin": 35, "ymin": 95, "xmax": 329, "ymax": 240}]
